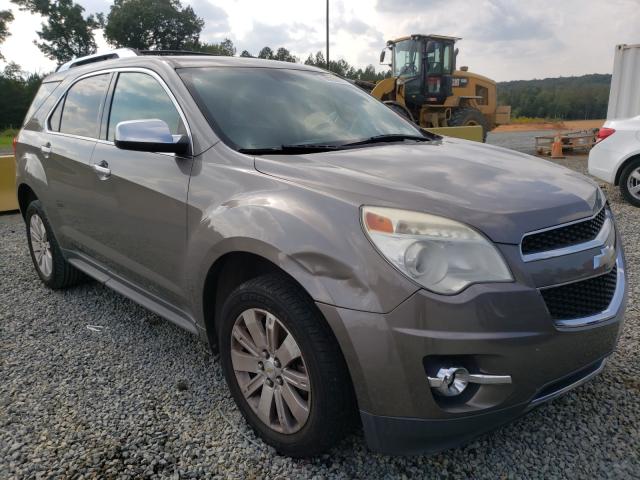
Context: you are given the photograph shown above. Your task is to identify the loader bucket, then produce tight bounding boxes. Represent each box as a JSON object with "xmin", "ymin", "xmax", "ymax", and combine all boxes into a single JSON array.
[
  {"xmin": 0, "ymin": 155, "xmax": 18, "ymax": 213},
  {"xmin": 423, "ymin": 125, "xmax": 484, "ymax": 142}
]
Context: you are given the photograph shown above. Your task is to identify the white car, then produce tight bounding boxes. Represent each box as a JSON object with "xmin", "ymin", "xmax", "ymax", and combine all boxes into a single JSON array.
[{"xmin": 589, "ymin": 115, "xmax": 640, "ymax": 207}]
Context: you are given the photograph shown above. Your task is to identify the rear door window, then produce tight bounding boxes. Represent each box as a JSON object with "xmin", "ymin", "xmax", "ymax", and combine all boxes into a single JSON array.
[
  {"xmin": 58, "ymin": 74, "xmax": 110, "ymax": 138},
  {"xmin": 107, "ymin": 72, "xmax": 184, "ymax": 141}
]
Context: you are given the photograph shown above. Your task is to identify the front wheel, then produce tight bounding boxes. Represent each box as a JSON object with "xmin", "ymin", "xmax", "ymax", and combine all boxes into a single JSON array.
[
  {"xmin": 619, "ymin": 158, "xmax": 640, "ymax": 207},
  {"xmin": 218, "ymin": 273, "xmax": 355, "ymax": 457}
]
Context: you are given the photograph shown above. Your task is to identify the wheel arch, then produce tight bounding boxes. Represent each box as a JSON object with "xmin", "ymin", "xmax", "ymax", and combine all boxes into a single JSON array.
[
  {"xmin": 202, "ymin": 250, "xmax": 303, "ymax": 349},
  {"xmin": 614, "ymin": 153, "xmax": 640, "ymax": 186},
  {"xmin": 17, "ymin": 183, "xmax": 38, "ymax": 219}
]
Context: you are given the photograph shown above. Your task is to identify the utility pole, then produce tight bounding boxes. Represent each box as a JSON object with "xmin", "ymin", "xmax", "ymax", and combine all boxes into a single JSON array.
[{"xmin": 326, "ymin": 0, "xmax": 329, "ymax": 71}]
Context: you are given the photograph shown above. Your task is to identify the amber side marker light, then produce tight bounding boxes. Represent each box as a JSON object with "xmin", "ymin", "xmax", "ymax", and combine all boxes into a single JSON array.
[{"xmin": 365, "ymin": 211, "xmax": 394, "ymax": 233}]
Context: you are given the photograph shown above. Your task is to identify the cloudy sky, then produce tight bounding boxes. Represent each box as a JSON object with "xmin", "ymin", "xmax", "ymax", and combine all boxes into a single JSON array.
[{"xmin": 0, "ymin": 0, "xmax": 639, "ymax": 81}]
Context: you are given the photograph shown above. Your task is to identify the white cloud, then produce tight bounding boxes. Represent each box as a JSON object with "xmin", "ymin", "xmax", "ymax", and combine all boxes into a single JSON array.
[{"xmin": 1, "ymin": 0, "xmax": 639, "ymax": 80}]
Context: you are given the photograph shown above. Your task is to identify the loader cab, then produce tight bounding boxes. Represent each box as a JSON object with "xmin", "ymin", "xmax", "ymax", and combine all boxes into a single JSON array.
[{"xmin": 385, "ymin": 34, "xmax": 459, "ymax": 111}]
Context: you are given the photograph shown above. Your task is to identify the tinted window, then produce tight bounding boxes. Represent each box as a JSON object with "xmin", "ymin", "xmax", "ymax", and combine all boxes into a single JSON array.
[
  {"xmin": 23, "ymin": 81, "xmax": 60, "ymax": 125},
  {"xmin": 59, "ymin": 74, "xmax": 110, "ymax": 138},
  {"xmin": 107, "ymin": 72, "xmax": 184, "ymax": 141},
  {"xmin": 179, "ymin": 67, "xmax": 420, "ymax": 150}
]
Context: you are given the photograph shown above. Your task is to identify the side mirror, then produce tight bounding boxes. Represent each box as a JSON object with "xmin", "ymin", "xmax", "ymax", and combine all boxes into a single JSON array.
[
  {"xmin": 379, "ymin": 49, "xmax": 389, "ymax": 65},
  {"xmin": 114, "ymin": 119, "xmax": 189, "ymax": 155}
]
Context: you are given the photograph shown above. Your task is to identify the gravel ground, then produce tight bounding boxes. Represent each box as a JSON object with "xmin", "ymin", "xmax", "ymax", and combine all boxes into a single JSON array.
[
  {"xmin": 1, "ymin": 152, "xmax": 639, "ymax": 479},
  {"xmin": 487, "ymin": 130, "xmax": 551, "ymax": 155}
]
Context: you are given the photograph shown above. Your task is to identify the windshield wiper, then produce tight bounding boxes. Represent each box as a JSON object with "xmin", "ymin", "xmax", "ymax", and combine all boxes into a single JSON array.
[
  {"xmin": 239, "ymin": 134, "xmax": 436, "ymax": 155},
  {"xmin": 239, "ymin": 143, "xmax": 343, "ymax": 155},
  {"xmin": 343, "ymin": 133, "xmax": 433, "ymax": 146}
]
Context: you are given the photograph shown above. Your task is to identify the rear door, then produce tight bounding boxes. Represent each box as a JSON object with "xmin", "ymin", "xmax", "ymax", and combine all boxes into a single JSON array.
[
  {"xmin": 43, "ymin": 73, "xmax": 112, "ymax": 250},
  {"xmin": 88, "ymin": 70, "xmax": 193, "ymax": 307}
]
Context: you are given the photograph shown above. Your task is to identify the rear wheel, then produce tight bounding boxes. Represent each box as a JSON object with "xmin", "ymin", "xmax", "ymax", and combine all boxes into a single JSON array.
[
  {"xmin": 25, "ymin": 200, "xmax": 84, "ymax": 289},
  {"xmin": 619, "ymin": 158, "xmax": 640, "ymax": 207},
  {"xmin": 448, "ymin": 107, "xmax": 489, "ymax": 142},
  {"xmin": 218, "ymin": 273, "xmax": 355, "ymax": 457}
]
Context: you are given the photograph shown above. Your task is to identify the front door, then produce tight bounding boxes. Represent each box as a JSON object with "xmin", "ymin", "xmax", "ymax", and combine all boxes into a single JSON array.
[{"xmin": 88, "ymin": 71, "xmax": 193, "ymax": 308}]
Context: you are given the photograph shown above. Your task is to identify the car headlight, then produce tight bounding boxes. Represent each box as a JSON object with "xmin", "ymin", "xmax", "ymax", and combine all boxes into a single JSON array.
[{"xmin": 362, "ymin": 206, "xmax": 513, "ymax": 294}]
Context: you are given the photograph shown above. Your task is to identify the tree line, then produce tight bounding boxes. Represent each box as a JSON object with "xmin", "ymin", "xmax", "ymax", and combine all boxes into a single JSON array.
[{"xmin": 497, "ymin": 74, "xmax": 611, "ymax": 120}]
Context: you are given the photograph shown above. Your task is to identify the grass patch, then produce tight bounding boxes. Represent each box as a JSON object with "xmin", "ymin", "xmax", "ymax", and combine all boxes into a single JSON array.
[
  {"xmin": 0, "ymin": 136, "xmax": 13, "ymax": 148},
  {"xmin": 510, "ymin": 116, "xmax": 563, "ymax": 124},
  {"xmin": 0, "ymin": 128, "xmax": 18, "ymax": 149}
]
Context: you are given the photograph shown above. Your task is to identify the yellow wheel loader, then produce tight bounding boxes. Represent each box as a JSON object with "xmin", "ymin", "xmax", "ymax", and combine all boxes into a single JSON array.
[{"xmin": 365, "ymin": 34, "xmax": 510, "ymax": 142}]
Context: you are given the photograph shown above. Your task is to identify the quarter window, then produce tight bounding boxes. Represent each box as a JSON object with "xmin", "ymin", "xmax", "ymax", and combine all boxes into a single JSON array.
[
  {"xmin": 58, "ymin": 74, "xmax": 110, "ymax": 138},
  {"xmin": 107, "ymin": 72, "xmax": 184, "ymax": 141},
  {"xmin": 23, "ymin": 81, "xmax": 60, "ymax": 126},
  {"xmin": 49, "ymin": 100, "xmax": 63, "ymax": 132}
]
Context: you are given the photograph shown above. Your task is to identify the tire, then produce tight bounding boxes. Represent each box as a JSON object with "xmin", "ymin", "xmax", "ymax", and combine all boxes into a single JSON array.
[
  {"xmin": 448, "ymin": 107, "xmax": 489, "ymax": 142},
  {"xmin": 619, "ymin": 158, "xmax": 640, "ymax": 207},
  {"xmin": 217, "ymin": 273, "xmax": 355, "ymax": 457},
  {"xmin": 25, "ymin": 200, "xmax": 84, "ymax": 289}
]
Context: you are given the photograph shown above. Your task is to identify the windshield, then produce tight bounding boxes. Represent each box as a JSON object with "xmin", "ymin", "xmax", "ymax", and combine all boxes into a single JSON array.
[
  {"xmin": 178, "ymin": 67, "xmax": 421, "ymax": 150},
  {"xmin": 392, "ymin": 40, "xmax": 421, "ymax": 78}
]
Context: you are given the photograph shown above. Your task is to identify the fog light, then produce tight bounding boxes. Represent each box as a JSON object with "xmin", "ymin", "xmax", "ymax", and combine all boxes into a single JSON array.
[
  {"xmin": 428, "ymin": 367, "xmax": 512, "ymax": 397},
  {"xmin": 429, "ymin": 367, "xmax": 469, "ymax": 396}
]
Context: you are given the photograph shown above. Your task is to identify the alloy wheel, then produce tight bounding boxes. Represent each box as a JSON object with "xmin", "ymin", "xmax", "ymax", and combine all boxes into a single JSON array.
[
  {"xmin": 627, "ymin": 167, "xmax": 640, "ymax": 201},
  {"xmin": 230, "ymin": 308, "xmax": 311, "ymax": 434},
  {"xmin": 30, "ymin": 214, "xmax": 53, "ymax": 277}
]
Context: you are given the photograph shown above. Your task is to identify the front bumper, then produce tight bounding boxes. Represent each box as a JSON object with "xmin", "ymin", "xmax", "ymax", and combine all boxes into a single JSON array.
[{"xmin": 317, "ymin": 251, "xmax": 627, "ymax": 455}]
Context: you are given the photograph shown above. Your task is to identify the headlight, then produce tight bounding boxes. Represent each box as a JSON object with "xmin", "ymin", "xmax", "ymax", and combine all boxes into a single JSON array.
[{"xmin": 362, "ymin": 206, "xmax": 513, "ymax": 294}]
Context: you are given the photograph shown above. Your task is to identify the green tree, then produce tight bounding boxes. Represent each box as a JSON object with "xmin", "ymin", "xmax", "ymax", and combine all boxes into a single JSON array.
[
  {"xmin": 0, "ymin": 10, "xmax": 14, "ymax": 60},
  {"xmin": 274, "ymin": 47, "xmax": 297, "ymax": 63},
  {"xmin": 303, "ymin": 50, "xmax": 390, "ymax": 81},
  {"xmin": 219, "ymin": 38, "xmax": 235, "ymax": 56},
  {"xmin": 193, "ymin": 38, "xmax": 235, "ymax": 56},
  {"xmin": 240, "ymin": 50, "xmax": 252, "ymax": 58},
  {"xmin": 11, "ymin": 0, "xmax": 99, "ymax": 63},
  {"xmin": 257, "ymin": 46, "xmax": 274, "ymax": 59},
  {"xmin": 104, "ymin": 0, "xmax": 204, "ymax": 50},
  {"xmin": 498, "ymin": 74, "xmax": 611, "ymax": 120},
  {"xmin": 0, "ymin": 64, "xmax": 45, "ymax": 129}
]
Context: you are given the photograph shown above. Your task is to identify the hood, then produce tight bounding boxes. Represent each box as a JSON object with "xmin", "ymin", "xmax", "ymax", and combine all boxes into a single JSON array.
[{"xmin": 254, "ymin": 137, "xmax": 602, "ymax": 244}]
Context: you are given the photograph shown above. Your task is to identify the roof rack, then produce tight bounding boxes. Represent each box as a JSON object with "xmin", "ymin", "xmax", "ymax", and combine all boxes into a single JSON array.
[
  {"xmin": 138, "ymin": 50, "xmax": 215, "ymax": 56},
  {"xmin": 56, "ymin": 48, "xmax": 218, "ymax": 72},
  {"xmin": 56, "ymin": 48, "xmax": 140, "ymax": 72}
]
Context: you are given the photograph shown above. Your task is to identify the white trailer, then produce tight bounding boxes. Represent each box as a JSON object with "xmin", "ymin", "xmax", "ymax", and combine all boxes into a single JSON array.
[{"xmin": 607, "ymin": 44, "xmax": 640, "ymax": 120}]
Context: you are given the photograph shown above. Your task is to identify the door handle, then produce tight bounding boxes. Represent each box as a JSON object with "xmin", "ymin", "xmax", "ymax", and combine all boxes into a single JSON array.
[
  {"xmin": 93, "ymin": 160, "xmax": 111, "ymax": 178},
  {"xmin": 40, "ymin": 143, "xmax": 51, "ymax": 158}
]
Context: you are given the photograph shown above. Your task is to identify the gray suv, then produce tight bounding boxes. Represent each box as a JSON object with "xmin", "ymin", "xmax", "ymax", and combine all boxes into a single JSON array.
[{"xmin": 15, "ymin": 50, "xmax": 627, "ymax": 457}]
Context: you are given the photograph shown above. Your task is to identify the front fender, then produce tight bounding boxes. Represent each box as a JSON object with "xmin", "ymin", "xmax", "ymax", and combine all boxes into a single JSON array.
[{"xmin": 185, "ymin": 156, "xmax": 418, "ymax": 327}]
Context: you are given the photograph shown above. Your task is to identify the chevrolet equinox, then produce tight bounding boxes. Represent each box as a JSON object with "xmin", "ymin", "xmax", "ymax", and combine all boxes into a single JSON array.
[{"xmin": 14, "ymin": 51, "xmax": 627, "ymax": 457}]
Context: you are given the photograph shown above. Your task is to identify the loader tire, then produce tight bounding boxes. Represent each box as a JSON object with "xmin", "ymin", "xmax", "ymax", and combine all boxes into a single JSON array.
[{"xmin": 449, "ymin": 107, "xmax": 489, "ymax": 142}]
